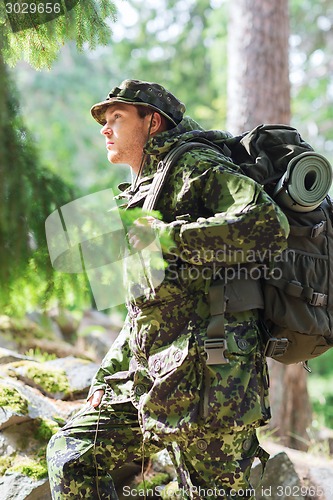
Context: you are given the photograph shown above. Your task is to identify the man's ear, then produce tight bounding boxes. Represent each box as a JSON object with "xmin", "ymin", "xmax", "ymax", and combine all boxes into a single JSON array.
[{"xmin": 148, "ymin": 112, "xmax": 165, "ymax": 135}]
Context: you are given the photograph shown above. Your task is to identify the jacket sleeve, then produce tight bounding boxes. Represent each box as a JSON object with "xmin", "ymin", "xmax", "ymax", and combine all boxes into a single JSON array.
[{"xmin": 155, "ymin": 152, "xmax": 290, "ymax": 266}]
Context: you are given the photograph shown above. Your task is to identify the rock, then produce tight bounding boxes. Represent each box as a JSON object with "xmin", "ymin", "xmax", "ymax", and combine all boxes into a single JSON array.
[
  {"xmin": 252, "ymin": 451, "xmax": 303, "ymax": 499},
  {"xmin": 78, "ymin": 309, "xmax": 123, "ymax": 331},
  {"xmin": 0, "ymin": 473, "xmax": 51, "ymax": 500},
  {"xmin": 43, "ymin": 356, "xmax": 99, "ymax": 399},
  {"xmin": 6, "ymin": 361, "xmax": 71, "ymax": 400},
  {"xmin": 77, "ymin": 327, "xmax": 118, "ymax": 361},
  {"xmin": 0, "ymin": 378, "xmax": 68, "ymax": 424},
  {"xmin": 151, "ymin": 450, "xmax": 177, "ymax": 477},
  {"xmin": 252, "ymin": 441, "xmax": 333, "ymax": 500},
  {"xmin": 308, "ymin": 466, "xmax": 333, "ymax": 499},
  {"xmin": 0, "ymin": 411, "xmax": 31, "ymax": 431},
  {"xmin": 27, "ymin": 338, "xmax": 92, "ymax": 361},
  {"xmin": 76, "ymin": 309, "xmax": 122, "ymax": 361},
  {"xmin": 0, "ymin": 332, "xmax": 19, "ymax": 351},
  {"xmin": 0, "ymin": 382, "xmax": 30, "ymax": 430},
  {"xmin": 26, "ymin": 312, "xmax": 64, "ymax": 342},
  {"xmin": 6, "ymin": 357, "xmax": 98, "ymax": 400},
  {"xmin": 0, "ymin": 348, "xmax": 34, "ymax": 365},
  {"xmin": 48, "ymin": 308, "xmax": 79, "ymax": 340}
]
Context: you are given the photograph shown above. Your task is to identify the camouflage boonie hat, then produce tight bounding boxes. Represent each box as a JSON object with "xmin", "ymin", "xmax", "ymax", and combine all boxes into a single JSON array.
[{"xmin": 90, "ymin": 79, "xmax": 186, "ymax": 127}]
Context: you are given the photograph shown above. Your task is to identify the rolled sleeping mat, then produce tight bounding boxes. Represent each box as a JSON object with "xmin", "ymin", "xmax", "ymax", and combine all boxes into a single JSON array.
[{"xmin": 273, "ymin": 152, "xmax": 333, "ymax": 212}]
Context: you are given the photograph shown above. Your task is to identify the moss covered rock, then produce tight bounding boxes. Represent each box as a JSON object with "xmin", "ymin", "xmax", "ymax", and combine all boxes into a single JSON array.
[{"xmin": 7, "ymin": 361, "xmax": 70, "ymax": 399}]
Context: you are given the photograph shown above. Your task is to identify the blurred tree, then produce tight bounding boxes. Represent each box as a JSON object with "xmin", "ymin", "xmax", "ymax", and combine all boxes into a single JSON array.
[
  {"xmin": 0, "ymin": 0, "xmax": 120, "ymax": 312},
  {"xmin": 0, "ymin": 0, "xmax": 116, "ymax": 68},
  {"xmin": 0, "ymin": 33, "xmax": 89, "ymax": 313},
  {"xmin": 227, "ymin": 0, "xmax": 312, "ymax": 451},
  {"xmin": 289, "ymin": 0, "xmax": 333, "ymax": 159}
]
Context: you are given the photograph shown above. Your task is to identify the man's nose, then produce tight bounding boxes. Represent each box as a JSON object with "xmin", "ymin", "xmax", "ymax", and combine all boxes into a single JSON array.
[{"xmin": 101, "ymin": 124, "xmax": 112, "ymax": 136}]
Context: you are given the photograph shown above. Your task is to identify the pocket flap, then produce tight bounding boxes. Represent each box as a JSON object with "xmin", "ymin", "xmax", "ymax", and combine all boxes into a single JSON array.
[{"xmin": 148, "ymin": 334, "xmax": 190, "ymax": 377}]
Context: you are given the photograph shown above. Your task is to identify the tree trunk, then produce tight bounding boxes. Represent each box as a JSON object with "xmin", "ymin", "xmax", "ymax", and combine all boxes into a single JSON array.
[
  {"xmin": 227, "ymin": 0, "xmax": 290, "ymax": 133},
  {"xmin": 227, "ymin": 0, "xmax": 312, "ymax": 451}
]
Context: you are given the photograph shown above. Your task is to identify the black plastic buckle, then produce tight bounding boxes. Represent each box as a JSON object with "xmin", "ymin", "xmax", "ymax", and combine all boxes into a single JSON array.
[
  {"xmin": 311, "ymin": 221, "xmax": 326, "ymax": 238},
  {"xmin": 309, "ymin": 292, "xmax": 327, "ymax": 307},
  {"xmin": 264, "ymin": 337, "xmax": 289, "ymax": 358},
  {"xmin": 204, "ymin": 339, "xmax": 229, "ymax": 365}
]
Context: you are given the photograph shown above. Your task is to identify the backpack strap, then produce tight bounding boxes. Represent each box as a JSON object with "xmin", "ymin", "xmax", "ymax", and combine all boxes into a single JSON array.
[
  {"xmin": 266, "ymin": 276, "xmax": 328, "ymax": 306},
  {"xmin": 143, "ymin": 139, "xmax": 223, "ymax": 211},
  {"xmin": 289, "ymin": 220, "xmax": 326, "ymax": 238}
]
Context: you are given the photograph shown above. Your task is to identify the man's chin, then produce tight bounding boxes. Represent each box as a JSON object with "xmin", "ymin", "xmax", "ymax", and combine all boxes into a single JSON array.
[{"xmin": 107, "ymin": 153, "xmax": 120, "ymax": 164}]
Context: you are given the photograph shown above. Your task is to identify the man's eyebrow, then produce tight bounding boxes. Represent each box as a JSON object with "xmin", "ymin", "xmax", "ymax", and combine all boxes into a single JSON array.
[{"xmin": 106, "ymin": 105, "xmax": 128, "ymax": 116}]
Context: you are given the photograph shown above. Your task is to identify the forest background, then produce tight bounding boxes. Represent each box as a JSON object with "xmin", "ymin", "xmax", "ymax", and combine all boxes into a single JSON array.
[{"xmin": 1, "ymin": 0, "xmax": 333, "ymax": 440}]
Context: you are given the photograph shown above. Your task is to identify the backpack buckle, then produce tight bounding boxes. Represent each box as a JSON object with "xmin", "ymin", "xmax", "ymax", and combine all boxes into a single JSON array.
[
  {"xmin": 309, "ymin": 292, "xmax": 327, "ymax": 306},
  {"xmin": 204, "ymin": 339, "xmax": 229, "ymax": 365},
  {"xmin": 264, "ymin": 337, "xmax": 289, "ymax": 358},
  {"xmin": 311, "ymin": 221, "xmax": 326, "ymax": 238}
]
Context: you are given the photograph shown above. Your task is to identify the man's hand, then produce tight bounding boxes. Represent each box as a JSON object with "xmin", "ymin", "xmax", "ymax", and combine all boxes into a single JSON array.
[
  {"xmin": 127, "ymin": 216, "xmax": 158, "ymax": 251},
  {"xmin": 88, "ymin": 389, "xmax": 104, "ymax": 408}
]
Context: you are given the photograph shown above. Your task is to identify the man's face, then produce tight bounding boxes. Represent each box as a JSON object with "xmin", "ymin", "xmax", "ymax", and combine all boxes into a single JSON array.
[{"xmin": 100, "ymin": 103, "xmax": 151, "ymax": 173}]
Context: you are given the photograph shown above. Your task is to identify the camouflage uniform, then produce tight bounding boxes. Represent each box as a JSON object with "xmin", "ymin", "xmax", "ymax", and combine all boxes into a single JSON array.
[{"xmin": 47, "ymin": 82, "xmax": 289, "ymax": 499}]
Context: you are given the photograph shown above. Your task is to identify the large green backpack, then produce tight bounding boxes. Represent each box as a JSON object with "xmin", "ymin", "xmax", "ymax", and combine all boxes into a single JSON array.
[{"xmin": 143, "ymin": 124, "xmax": 333, "ymax": 367}]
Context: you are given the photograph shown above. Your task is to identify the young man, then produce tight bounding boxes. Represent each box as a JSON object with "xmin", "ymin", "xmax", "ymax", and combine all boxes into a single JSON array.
[{"xmin": 47, "ymin": 79, "xmax": 289, "ymax": 499}]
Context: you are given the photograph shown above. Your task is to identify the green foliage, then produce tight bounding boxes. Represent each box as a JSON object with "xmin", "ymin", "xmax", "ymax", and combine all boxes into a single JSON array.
[
  {"xmin": 289, "ymin": 0, "xmax": 333, "ymax": 163},
  {"xmin": 0, "ymin": 456, "xmax": 14, "ymax": 476},
  {"xmin": 24, "ymin": 347, "xmax": 57, "ymax": 362},
  {"xmin": 1, "ymin": 0, "xmax": 332, "ymax": 322},
  {"xmin": 10, "ymin": 458, "xmax": 48, "ymax": 480},
  {"xmin": 307, "ymin": 350, "xmax": 333, "ymax": 429},
  {"xmin": 308, "ymin": 373, "xmax": 333, "ymax": 429},
  {"xmin": 111, "ymin": 0, "xmax": 229, "ymax": 129},
  {"xmin": 0, "ymin": 417, "xmax": 58, "ymax": 478},
  {"xmin": 35, "ymin": 417, "xmax": 60, "ymax": 441},
  {"xmin": 0, "ymin": 385, "xmax": 29, "ymax": 414},
  {"xmin": 0, "ymin": 0, "xmax": 117, "ymax": 69},
  {"xmin": 137, "ymin": 472, "xmax": 171, "ymax": 494},
  {"xmin": 0, "ymin": 50, "xmax": 92, "ymax": 314},
  {"xmin": 17, "ymin": 361, "xmax": 70, "ymax": 394}
]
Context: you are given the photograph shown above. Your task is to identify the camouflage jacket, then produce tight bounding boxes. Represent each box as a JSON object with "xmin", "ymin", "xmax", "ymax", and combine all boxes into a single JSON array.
[{"xmin": 87, "ymin": 117, "xmax": 289, "ymax": 438}]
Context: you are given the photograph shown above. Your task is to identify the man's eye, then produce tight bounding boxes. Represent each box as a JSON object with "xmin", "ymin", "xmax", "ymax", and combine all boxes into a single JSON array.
[{"xmin": 114, "ymin": 113, "xmax": 121, "ymax": 119}]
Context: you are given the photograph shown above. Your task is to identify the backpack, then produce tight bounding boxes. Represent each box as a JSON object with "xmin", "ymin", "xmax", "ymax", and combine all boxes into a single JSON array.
[{"xmin": 143, "ymin": 124, "xmax": 333, "ymax": 367}]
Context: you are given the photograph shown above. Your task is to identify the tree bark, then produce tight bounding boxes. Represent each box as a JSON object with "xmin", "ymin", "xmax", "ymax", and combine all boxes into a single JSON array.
[
  {"xmin": 227, "ymin": 0, "xmax": 312, "ymax": 450},
  {"xmin": 227, "ymin": 0, "xmax": 290, "ymax": 133}
]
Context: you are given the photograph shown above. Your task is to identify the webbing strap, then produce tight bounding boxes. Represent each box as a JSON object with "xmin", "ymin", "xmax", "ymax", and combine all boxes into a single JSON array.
[
  {"xmin": 289, "ymin": 220, "xmax": 326, "ymax": 238},
  {"xmin": 205, "ymin": 281, "xmax": 229, "ymax": 365},
  {"xmin": 143, "ymin": 140, "xmax": 223, "ymax": 211},
  {"xmin": 266, "ymin": 277, "xmax": 328, "ymax": 306}
]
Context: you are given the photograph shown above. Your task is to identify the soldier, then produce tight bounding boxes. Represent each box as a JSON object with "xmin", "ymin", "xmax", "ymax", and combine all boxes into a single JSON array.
[{"xmin": 47, "ymin": 79, "xmax": 289, "ymax": 499}]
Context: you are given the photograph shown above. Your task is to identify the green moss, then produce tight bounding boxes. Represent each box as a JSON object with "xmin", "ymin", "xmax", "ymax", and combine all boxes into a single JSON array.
[
  {"xmin": 27, "ymin": 364, "xmax": 70, "ymax": 394},
  {"xmin": 35, "ymin": 418, "xmax": 60, "ymax": 442},
  {"xmin": 9, "ymin": 458, "xmax": 48, "ymax": 480},
  {"xmin": 0, "ymin": 456, "xmax": 15, "ymax": 476},
  {"xmin": 137, "ymin": 472, "xmax": 171, "ymax": 492},
  {"xmin": 24, "ymin": 348, "xmax": 57, "ymax": 362},
  {"xmin": 0, "ymin": 385, "xmax": 29, "ymax": 414}
]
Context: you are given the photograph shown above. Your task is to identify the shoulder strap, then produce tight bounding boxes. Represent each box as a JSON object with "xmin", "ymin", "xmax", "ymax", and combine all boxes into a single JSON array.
[{"xmin": 143, "ymin": 140, "xmax": 222, "ymax": 211}]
